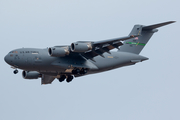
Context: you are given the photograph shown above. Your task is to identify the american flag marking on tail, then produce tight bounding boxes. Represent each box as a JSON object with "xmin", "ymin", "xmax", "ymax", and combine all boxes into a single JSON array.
[{"xmin": 134, "ymin": 37, "xmax": 138, "ymax": 40}]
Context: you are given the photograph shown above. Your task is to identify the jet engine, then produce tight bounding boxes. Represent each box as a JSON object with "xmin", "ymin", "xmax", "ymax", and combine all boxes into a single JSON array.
[
  {"xmin": 71, "ymin": 42, "xmax": 92, "ymax": 52},
  {"xmin": 48, "ymin": 47, "xmax": 69, "ymax": 57},
  {"xmin": 22, "ymin": 71, "xmax": 41, "ymax": 79}
]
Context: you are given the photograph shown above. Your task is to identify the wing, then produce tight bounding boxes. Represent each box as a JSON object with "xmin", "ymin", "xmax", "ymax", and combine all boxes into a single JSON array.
[
  {"xmin": 81, "ymin": 35, "xmax": 140, "ymax": 60},
  {"xmin": 48, "ymin": 27, "xmax": 142, "ymax": 60}
]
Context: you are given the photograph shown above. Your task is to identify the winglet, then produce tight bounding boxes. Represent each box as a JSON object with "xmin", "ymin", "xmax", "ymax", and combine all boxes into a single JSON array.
[{"xmin": 142, "ymin": 21, "xmax": 176, "ymax": 30}]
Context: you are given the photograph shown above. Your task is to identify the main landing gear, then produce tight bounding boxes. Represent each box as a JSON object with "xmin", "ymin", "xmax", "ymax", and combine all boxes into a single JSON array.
[
  {"xmin": 58, "ymin": 75, "xmax": 66, "ymax": 82},
  {"xmin": 13, "ymin": 69, "xmax": 18, "ymax": 74},
  {"xmin": 58, "ymin": 75, "xmax": 74, "ymax": 83},
  {"xmin": 66, "ymin": 75, "xmax": 73, "ymax": 83},
  {"xmin": 58, "ymin": 68, "xmax": 87, "ymax": 83},
  {"xmin": 72, "ymin": 68, "xmax": 87, "ymax": 75}
]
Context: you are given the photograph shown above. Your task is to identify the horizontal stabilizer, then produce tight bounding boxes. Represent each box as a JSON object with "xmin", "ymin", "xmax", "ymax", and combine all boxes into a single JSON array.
[{"xmin": 143, "ymin": 21, "xmax": 176, "ymax": 30}]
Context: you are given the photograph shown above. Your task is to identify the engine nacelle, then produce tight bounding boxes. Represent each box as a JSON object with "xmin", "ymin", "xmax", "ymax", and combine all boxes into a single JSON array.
[
  {"xmin": 48, "ymin": 47, "xmax": 69, "ymax": 57},
  {"xmin": 71, "ymin": 42, "xmax": 92, "ymax": 52},
  {"xmin": 22, "ymin": 71, "xmax": 41, "ymax": 79}
]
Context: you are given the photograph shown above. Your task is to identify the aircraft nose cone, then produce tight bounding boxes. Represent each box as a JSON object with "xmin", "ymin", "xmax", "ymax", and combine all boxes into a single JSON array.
[
  {"xmin": 4, "ymin": 54, "xmax": 11, "ymax": 65},
  {"xmin": 4, "ymin": 55, "xmax": 8, "ymax": 63}
]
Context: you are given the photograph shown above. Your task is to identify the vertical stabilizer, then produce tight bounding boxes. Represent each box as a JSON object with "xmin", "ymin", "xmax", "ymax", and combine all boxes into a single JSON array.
[{"xmin": 119, "ymin": 21, "xmax": 175, "ymax": 54}]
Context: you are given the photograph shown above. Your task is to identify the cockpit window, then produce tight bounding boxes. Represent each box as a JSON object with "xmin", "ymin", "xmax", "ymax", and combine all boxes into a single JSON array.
[{"xmin": 9, "ymin": 51, "xmax": 18, "ymax": 53}]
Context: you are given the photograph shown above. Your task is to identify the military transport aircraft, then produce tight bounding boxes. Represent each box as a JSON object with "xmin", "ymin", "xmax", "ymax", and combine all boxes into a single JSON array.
[{"xmin": 4, "ymin": 21, "xmax": 175, "ymax": 84}]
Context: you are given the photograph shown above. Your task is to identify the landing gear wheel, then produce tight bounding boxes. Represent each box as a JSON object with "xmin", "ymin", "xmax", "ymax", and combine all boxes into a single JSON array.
[
  {"xmin": 58, "ymin": 75, "xmax": 66, "ymax": 82},
  {"xmin": 72, "ymin": 68, "xmax": 80, "ymax": 74},
  {"xmin": 66, "ymin": 75, "xmax": 73, "ymax": 83},
  {"xmin": 80, "ymin": 68, "xmax": 87, "ymax": 75},
  {"xmin": 13, "ymin": 69, "xmax": 18, "ymax": 74}
]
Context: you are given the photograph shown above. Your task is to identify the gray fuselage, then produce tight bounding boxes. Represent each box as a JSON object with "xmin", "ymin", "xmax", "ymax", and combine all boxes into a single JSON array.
[{"xmin": 4, "ymin": 48, "xmax": 148, "ymax": 77}]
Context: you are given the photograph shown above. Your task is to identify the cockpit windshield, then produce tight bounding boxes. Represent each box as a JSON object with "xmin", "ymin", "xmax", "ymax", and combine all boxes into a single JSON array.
[{"xmin": 9, "ymin": 51, "xmax": 18, "ymax": 53}]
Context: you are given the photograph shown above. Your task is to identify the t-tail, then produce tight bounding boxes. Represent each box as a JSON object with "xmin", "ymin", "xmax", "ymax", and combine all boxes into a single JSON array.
[{"xmin": 119, "ymin": 21, "xmax": 175, "ymax": 54}]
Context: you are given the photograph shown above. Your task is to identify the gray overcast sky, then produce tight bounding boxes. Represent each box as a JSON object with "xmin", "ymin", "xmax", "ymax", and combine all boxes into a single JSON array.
[{"xmin": 0, "ymin": 0, "xmax": 180, "ymax": 120}]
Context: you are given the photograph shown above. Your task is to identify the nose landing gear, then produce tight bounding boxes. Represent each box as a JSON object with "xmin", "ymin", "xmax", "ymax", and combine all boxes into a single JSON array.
[{"xmin": 13, "ymin": 69, "xmax": 18, "ymax": 74}]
